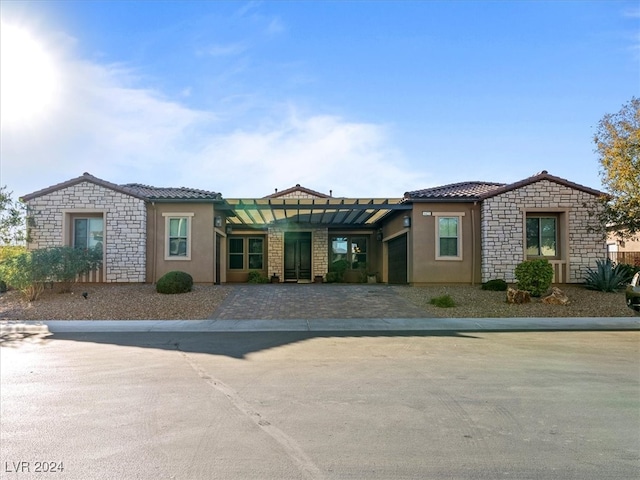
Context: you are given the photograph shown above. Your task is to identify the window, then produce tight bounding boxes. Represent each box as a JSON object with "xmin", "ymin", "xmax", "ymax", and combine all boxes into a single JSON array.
[
  {"xmin": 436, "ymin": 216, "xmax": 462, "ymax": 260},
  {"xmin": 330, "ymin": 235, "xmax": 368, "ymax": 269},
  {"xmin": 229, "ymin": 238, "xmax": 244, "ymax": 269},
  {"xmin": 229, "ymin": 237, "xmax": 264, "ymax": 270},
  {"xmin": 248, "ymin": 238, "xmax": 264, "ymax": 269},
  {"xmin": 526, "ymin": 217, "xmax": 557, "ymax": 257},
  {"xmin": 163, "ymin": 213, "xmax": 193, "ymax": 260},
  {"xmin": 73, "ymin": 218, "xmax": 103, "ymax": 250}
]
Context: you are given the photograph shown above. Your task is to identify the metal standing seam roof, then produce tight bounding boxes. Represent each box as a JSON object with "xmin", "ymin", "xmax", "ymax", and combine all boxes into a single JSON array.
[{"xmin": 224, "ymin": 197, "xmax": 410, "ymax": 227}]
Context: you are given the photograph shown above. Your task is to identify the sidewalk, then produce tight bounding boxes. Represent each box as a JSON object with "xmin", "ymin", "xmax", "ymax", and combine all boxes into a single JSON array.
[{"xmin": 2, "ymin": 316, "xmax": 639, "ymax": 335}]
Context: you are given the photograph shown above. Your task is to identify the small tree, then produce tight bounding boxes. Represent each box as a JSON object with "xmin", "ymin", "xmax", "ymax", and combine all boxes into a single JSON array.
[
  {"xmin": 514, "ymin": 259, "xmax": 554, "ymax": 297},
  {"xmin": 0, "ymin": 186, "xmax": 25, "ymax": 245},
  {"xmin": 593, "ymin": 97, "xmax": 640, "ymax": 239}
]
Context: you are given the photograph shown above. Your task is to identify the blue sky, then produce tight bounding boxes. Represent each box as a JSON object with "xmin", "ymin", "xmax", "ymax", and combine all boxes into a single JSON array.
[{"xmin": 1, "ymin": 0, "xmax": 638, "ymax": 199}]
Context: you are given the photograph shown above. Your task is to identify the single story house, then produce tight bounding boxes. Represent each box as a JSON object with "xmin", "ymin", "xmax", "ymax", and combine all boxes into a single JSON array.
[{"xmin": 20, "ymin": 170, "xmax": 607, "ymax": 285}]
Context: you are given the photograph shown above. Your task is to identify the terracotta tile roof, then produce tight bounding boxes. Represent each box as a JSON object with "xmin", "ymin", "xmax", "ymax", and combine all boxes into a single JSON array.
[
  {"xmin": 121, "ymin": 183, "xmax": 221, "ymax": 200},
  {"xmin": 21, "ymin": 172, "xmax": 148, "ymax": 201},
  {"xmin": 405, "ymin": 181, "xmax": 505, "ymax": 201},
  {"xmin": 21, "ymin": 172, "xmax": 221, "ymax": 202},
  {"xmin": 478, "ymin": 170, "xmax": 606, "ymax": 199}
]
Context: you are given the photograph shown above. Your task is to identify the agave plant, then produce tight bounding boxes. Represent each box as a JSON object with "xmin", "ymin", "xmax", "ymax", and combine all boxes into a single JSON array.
[{"xmin": 584, "ymin": 258, "xmax": 630, "ymax": 292}]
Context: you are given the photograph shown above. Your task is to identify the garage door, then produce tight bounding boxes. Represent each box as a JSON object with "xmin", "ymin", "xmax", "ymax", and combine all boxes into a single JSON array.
[{"xmin": 388, "ymin": 234, "xmax": 408, "ymax": 284}]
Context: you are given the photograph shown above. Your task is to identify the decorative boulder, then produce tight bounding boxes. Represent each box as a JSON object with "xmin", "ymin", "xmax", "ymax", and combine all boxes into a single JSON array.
[
  {"xmin": 542, "ymin": 287, "xmax": 570, "ymax": 305},
  {"xmin": 506, "ymin": 287, "xmax": 531, "ymax": 304}
]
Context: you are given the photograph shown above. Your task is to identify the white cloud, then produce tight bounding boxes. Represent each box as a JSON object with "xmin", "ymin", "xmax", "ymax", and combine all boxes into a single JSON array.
[
  {"xmin": 184, "ymin": 110, "xmax": 425, "ymax": 198},
  {"xmin": 1, "ymin": 46, "xmax": 423, "ymax": 200}
]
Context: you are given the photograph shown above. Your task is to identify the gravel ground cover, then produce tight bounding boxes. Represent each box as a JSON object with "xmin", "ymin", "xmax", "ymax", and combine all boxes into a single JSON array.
[
  {"xmin": 0, "ymin": 282, "xmax": 635, "ymax": 320},
  {"xmin": 395, "ymin": 284, "xmax": 635, "ymax": 318}
]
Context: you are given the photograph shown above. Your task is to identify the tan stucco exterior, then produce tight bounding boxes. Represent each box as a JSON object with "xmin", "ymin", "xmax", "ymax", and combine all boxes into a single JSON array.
[
  {"xmin": 146, "ymin": 202, "xmax": 225, "ymax": 284},
  {"xmin": 407, "ymin": 202, "xmax": 482, "ymax": 285}
]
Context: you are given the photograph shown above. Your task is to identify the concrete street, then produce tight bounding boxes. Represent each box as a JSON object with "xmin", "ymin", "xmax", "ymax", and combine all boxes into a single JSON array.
[{"xmin": 1, "ymin": 328, "xmax": 638, "ymax": 479}]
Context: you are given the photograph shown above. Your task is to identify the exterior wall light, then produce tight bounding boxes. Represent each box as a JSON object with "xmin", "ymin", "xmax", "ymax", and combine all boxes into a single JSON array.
[
  {"xmin": 226, "ymin": 225, "xmax": 233, "ymax": 235},
  {"xmin": 403, "ymin": 215, "xmax": 411, "ymax": 228},
  {"xmin": 214, "ymin": 216, "xmax": 222, "ymax": 227}
]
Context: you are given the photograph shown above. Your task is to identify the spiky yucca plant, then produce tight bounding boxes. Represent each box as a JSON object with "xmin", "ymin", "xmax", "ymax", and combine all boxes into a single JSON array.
[{"xmin": 584, "ymin": 258, "xmax": 629, "ymax": 292}]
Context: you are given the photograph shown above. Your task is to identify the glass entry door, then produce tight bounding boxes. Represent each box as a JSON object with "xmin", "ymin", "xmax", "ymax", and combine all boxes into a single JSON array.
[{"xmin": 284, "ymin": 232, "xmax": 312, "ymax": 281}]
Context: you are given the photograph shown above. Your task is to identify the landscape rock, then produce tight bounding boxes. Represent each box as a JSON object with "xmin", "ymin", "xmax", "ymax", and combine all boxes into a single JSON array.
[
  {"xmin": 542, "ymin": 287, "xmax": 570, "ymax": 305},
  {"xmin": 506, "ymin": 288, "xmax": 531, "ymax": 304}
]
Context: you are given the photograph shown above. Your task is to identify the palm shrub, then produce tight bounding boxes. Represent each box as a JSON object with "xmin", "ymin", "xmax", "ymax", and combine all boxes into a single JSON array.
[
  {"xmin": 514, "ymin": 259, "xmax": 554, "ymax": 297},
  {"xmin": 156, "ymin": 270, "xmax": 193, "ymax": 294},
  {"xmin": 584, "ymin": 258, "xmax": 630, "ymax": 292}
]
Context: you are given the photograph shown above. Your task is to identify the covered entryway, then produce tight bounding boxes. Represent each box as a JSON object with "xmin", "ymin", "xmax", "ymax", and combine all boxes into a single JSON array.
[
  {"xmin": 388, "ymin": 234, "xmax": 408, "ymax": 284},
  {"xmin": 284, "ymin": 232, "xmax": 312, "ymax": 282}
]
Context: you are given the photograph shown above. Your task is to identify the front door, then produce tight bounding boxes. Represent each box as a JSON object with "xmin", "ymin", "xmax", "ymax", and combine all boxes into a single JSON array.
[{"xmin": 284, "ymin": 232, "xmax": 312, "ymax": 281}]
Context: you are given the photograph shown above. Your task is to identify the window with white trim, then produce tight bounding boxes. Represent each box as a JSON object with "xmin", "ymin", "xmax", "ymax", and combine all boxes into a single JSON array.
[
  {"xmin": 436, "ymin": 215, "xmax": 462, "ymax": 260},
  {"xmin": 164, "ymin": 213, "xmax": 193, "ymax": 260}
]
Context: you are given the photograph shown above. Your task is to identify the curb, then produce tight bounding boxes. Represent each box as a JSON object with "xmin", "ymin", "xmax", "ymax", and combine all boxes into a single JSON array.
[{"xmin": 2, "ymin": 318, "xmax": 639, "ymax": 334}]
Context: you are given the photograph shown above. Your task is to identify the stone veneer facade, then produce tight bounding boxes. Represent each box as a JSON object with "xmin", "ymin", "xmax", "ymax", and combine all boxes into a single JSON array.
[
  {"xmin": 481, "ymin": 180, "xmax": 605, "ymax": 283},
  {"xmin": 25, "ymin": 182, "xmax": 147, "ymax": 282},
  {"xmin": 267, "ymin": 226, "xmax": 329, "ymax": 280}
]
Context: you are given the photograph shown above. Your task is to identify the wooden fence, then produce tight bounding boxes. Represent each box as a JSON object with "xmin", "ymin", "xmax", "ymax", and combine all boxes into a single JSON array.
[{"xmin": 608, "ymin": 251, "xmax": 640, "ymax": 266}]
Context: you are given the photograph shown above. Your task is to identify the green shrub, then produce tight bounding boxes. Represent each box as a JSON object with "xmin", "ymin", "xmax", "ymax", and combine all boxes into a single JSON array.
[
  {"xmin": 325, "ymin": 271, "xmax": 340, "ymax": 283},
  {"xmin": 584, "ymin": 258, "xmax": 630, "ymax": 292},
  {"xmin": 514, "ymin": 259, "xmax": 554, "ymax": 297},
  {"xmin": 48, "ymin": 246, "xmax": 103, "ymax": 293},
  {"xmin": 0, "ymin": 246, "xmax": 102, "ymax": 299},
  {"xmin": 0, "ymin": 249, "xmax": 51, "ymax": 301},
  {"xmin": 328, "ymin": 259, "xmax": 349, "ymax": 283},
  {"xmin": 0, "ymin": 245, "xmax": 26, "ymax": 263},
  {"xmin": 481, "ymin": 279, "xmax": 508, "ymax": 291},
  {"xmin": 429, "ymin": 294, "xmax": 456, "ymax": 308},
  {"xmin": 247, "ymin": 270, "xmax": 269, "ymax": 283},
  {"xmin": 156, "ymin": 271, "xmax": 193, "ymax": 294}
]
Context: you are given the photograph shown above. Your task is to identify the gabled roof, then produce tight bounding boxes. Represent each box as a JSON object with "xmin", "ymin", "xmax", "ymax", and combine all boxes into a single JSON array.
[
  {"xmin": 21, "ymin": 172, "xmax": 148, "ymax": 202},
  {"xmin": 21, "ymin": 172, "xmax": 222, "ymax": 202},
  {"xmin": 478, "ymin": 170, "xmax": 606, "ymax": 199},
  {"xmin": 404, "ymin": 171, "xmax": 606, "ymax": 202},
  {"xmin": 122, "ymin": 183, "xmax": 222, "ymax": 200},
  {"xmin": 265, "ymin": 184, "xmax": 331, "ymax": 199},
  {"xmin": 405, "ymin": 181, "xmax": 505, "ymax": 201}
]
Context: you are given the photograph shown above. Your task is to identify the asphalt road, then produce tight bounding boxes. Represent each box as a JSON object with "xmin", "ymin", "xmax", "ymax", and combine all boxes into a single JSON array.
[{"xmin": 1, "ymin": 329, "xmax": 639, "ymax": 480}]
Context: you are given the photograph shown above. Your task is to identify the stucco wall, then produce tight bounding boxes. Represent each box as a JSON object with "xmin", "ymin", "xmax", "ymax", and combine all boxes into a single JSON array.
[
  {"xmin": 481, "ymin": 180, "xmax": 605, "ymax": 283},
  {"xmin": 408, "ymin": 203, "xmax": 482, "ymax": 285},
  {"xmin": 25, "ymin": 181, "xmax": 147, "ymax": 282},
  {"xmin": 146, "ymin": 202, "xmax": 216, "ymax": 283}
]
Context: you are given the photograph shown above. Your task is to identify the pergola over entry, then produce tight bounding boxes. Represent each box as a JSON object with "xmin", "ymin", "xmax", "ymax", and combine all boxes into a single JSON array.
[{"xmin": 222, "ymin": 198, "xmax": 410, "ymax": 227}]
